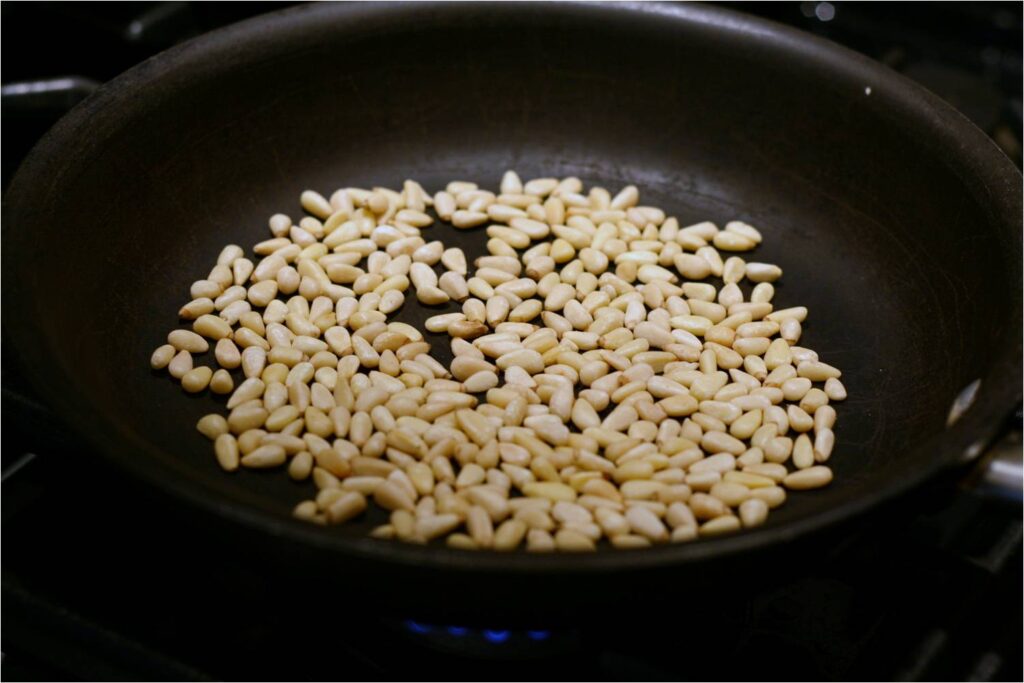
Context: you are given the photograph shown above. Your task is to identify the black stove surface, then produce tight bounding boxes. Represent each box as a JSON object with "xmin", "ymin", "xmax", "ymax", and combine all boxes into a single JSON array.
[
  {"xmin": 4, "ymin": 440, "xmax": 1020, "ymax": 681},
  {"xmin": 2, "ymin": 3, "xmax": 1021, "ymax": 681}
]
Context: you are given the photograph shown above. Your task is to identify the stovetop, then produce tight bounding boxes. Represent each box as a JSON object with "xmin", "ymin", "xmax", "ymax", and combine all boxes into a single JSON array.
[
  {"xmin": 2, "ymin": 3, "xmax": 1021, "ymax": 681},
  {"xmin": 4, "ymin": 431, "xmax": 1020, "ymax": 681}
]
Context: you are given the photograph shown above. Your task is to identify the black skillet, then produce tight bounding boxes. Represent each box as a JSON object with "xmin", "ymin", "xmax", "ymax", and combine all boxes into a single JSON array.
[{"xmin": 2, "ymin": 2, "xmax": 1020, "ymax": 619}]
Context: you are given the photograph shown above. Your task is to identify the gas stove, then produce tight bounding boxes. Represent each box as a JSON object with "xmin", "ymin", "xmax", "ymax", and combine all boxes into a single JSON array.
[
  {"xmin": 4, "ymin": 430, "xmax": 1020, "ymax": 680},
  {"xmin": 2, "ymin": 3, "xmax": 1021, "ymax": 680}
]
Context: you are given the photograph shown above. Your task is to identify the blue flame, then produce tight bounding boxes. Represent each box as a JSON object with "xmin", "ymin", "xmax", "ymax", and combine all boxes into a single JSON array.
[
  {"xmin": 482, "ymin": 629, "xmax": 511, "ymax": 643},
  {"xmin": 404, "ymin": 622, "xmax": 552, "ymax": 643},
  {"xmin": 404, "ymin": 620, "xmax": 431, "ymax": 634}
]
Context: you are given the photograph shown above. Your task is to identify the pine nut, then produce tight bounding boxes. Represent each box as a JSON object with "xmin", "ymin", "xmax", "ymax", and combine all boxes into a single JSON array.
[
  {"xmin": 671, "ymin": 525, "xmax": 698, "ymax": 543},
  {"xmin": 241, "ymin": 346, "xmax": 266, "ymax": 379},
  {"xmin": 489, "ymin": 518, "xmax": 526, "ymax": 550},
  {"xmin": 152, "ymin": 177, "xmax": 847, "ymax": 550},
  {"xmin": 224, "ymin": 302, "xmax": 257, "ymax": 329},
  {"xmin": 182, "ymin": 366, "xmax": 213, "ymax": 393},
  {"xmin": 326, "ymin": 491, "xmax": 367, "ymax": 524},
  {"xmin": 288, "ymin": 451, "xmax": 314, "ymax": 481},
  {"xmin": 689, "ymin": 454, "xmax": 736, "ymax": 478},
  {"xmin": 713, "ymin": 231, "xmax": 756, "ymax": 251},
  {"xmin": 764, "ymin": 436, "xmax": 793, "ymax": 463},
  {"xmin": 749, "ymin": 485, "xmax": 786, "ymax": 508},
  {"xmin": 824, "ymin": 377, "xmax": 847, "ymax": 401},
  {"xmin": 374, "ymin": 480, "xmax": 416, "ymax": 512},
  {"xmin": 738, "ymin": 497, "xmax": 769, "ymax": 527},
  {"xmin": 241, "ymin": 444, "xmax": 286, "ymax": 468},
  {"xmin": 699, "ymin": 515, "xmax": 741, "ymax": 536},
  {"xmin": 814, "ymin": 405, "xmax": 837, "ymax": 432},
  {"xmin": 196, "ymin": 414, "xmax": 228, "ymax": 440},
  {"xmin": 193, "ymin": 314, "xmax": 232, "ymax": 340},
  {"xmin": 781, "ymin": 377, "xmax": 812, "ymax": 401},
  {"xmin": 168, "ymin": 329, "xmax": 208, "ymax": 353},
  {"xmin": 700, "ymin": 431, "xmax": 746, "ymax": 456},
  {"xmin": 783, "ymin": 465, "xmax": 833, "ymax": 490},
  {"xmin": 745, "ymin": 263, "xmax": 782, "ymax": 282},
  {"xmin": 689, "ymin": 493, "xmax": 729, "ymax": 520},
  {"xmin": 214, "ymin": 434, "xmax": 239, "ymax": 471},
  {"xmin": 237, "ymin": 430, "xmax": 268, "ymax": 456},
  {"xmin": 625, "ymin": 506, "xmax": 668, "ymax": 541},
  {"xmin": 411, "ymin": 514, "xmax": 459, "ymax": 541},
  {"xmin": 787, "ymin": 405, "xmax": 814, "ymax": 432},
  {"xmin": 522, "ymin": 481, "xmax": 576, "ymax": 502},
  {"xmin": 150, "ymin": 344, "xmax": 176, "ymax": 370},
  {"xmin": 813, "ymin": 428, "xmax": 835, "ymax": 462},
  {"xmin": 799, "ymin": 388, "xmax": 829, "ymax": 414},
  {"xmin": 210, "ymin": 369, "xmax": 234, "ymax": 394},
  {"xmin": 797, "ymin": 360, "xmax": 842, "ymax": 381},
  {"xmin": 792, "ymin": 433, "xmax": 815, "ymax": 469},
  {"xmin": 710, "ymin": 481, "xmax": 750, "ymax": 507},
  {"xmin": 555, "ymin": 528, "xmax": 595, "ymax": 551}
]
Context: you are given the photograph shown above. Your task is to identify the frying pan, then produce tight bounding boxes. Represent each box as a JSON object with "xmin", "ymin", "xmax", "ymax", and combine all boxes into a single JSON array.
[{"xmin": 3, "ymin": 2, "xmax": 1021, "ymax": 619}]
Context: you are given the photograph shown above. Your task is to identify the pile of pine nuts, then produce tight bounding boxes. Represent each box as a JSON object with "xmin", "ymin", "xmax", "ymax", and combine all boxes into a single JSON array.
[{"xmin": 151, "ymin": 173, "xmax": 846, "ymax": 551}]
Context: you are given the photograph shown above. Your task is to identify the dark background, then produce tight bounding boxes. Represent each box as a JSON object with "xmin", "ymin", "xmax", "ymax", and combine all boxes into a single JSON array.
[
  {"xmin": 1, "ymin": 1, "xmax": 1021, "ymax": 189},
  {"xmin": 2, "ymin": 3, "xmax": 1021, "ymax": 681},
  {"xmin": 2, "ymin": 1, "xmax": 1015, "ymax": 191}
]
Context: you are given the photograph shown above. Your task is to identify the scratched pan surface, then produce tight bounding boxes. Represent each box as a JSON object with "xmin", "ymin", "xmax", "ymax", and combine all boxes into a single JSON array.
[{"xmin": 3, "ymin": 3, "xmax": 1021, "ymax": 611}]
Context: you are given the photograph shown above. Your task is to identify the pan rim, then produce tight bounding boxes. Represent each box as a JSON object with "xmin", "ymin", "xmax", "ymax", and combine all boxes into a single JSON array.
[{"xmin": 3, "ymin": 1, "xmax": 1021, "ymax": 574}]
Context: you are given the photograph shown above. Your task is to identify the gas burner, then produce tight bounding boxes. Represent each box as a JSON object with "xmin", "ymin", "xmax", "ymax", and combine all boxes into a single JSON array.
[{"xmin": 391, "ymin": 620, "xmax": 568, "ymax": 658}]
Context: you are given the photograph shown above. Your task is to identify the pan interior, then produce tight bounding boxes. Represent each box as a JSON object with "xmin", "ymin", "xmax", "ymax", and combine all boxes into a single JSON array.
[{"xmin": 7, "ymin": 4, "xmax": 1019, "ymax": 556}]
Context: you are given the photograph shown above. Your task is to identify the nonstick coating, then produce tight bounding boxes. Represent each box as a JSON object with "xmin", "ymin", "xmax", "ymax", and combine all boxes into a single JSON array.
[{"xmin": 3, "ymin": 2, "xmax": 1021, "ymax": 586}]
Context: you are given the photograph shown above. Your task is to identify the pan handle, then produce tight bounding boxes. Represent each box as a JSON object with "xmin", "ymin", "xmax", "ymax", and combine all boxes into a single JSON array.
[
  {"xmin": 1, "ymin": 77, "xmax": 99, "ymax": 115},
  {"xmin": 949, "ymin": 381, "xmax": 1022, "ymax": 503},
  {"xmin": 960, "ymin": 420, "xmax": 1022, "ymax": 503}
]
